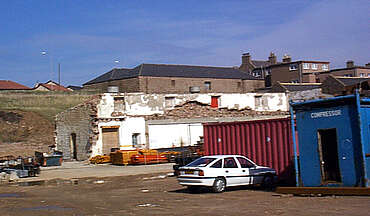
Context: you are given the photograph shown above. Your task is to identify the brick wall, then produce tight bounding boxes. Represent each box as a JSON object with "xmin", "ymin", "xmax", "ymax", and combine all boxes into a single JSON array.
[
  {"xmin": 83, "ymin": 78, "xmax": 141, "ymax": 93},
  {"xmin": 138, "ymin": 76, "xmax": 263, "ymax": 93},
  {"xmin": 271, "ymin": 64, "xmax": 300, "ymax": 84},
  {"xmin": 321, "ymin": 76, "xmax": 344, "ymax": 95}
]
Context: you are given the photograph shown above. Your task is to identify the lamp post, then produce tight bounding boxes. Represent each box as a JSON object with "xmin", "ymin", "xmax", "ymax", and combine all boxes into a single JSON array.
[{"xmin": 41, "ymin": 51, "xmax": 61, "ymax": 85}]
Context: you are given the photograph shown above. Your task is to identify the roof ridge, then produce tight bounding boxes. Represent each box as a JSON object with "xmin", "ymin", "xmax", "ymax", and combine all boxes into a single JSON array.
[{"xmin": 141, "ymin": 63, "xmax": 238, "ymax": 69}]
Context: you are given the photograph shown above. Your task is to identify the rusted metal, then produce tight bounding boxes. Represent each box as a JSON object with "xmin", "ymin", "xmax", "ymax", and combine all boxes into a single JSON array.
[
  {"xmin": 203, "ymin": 118, "xmax": 295, "ymax": 184},
  {"xmin": 276, "ymin": 187, "xmax": 370, "ymax": 196}
]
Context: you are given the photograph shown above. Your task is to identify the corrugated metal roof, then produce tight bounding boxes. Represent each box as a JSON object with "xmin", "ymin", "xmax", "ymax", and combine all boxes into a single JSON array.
[{"xmin": 84, "ymin": 63, "xmax": 261, "ymax": 85}]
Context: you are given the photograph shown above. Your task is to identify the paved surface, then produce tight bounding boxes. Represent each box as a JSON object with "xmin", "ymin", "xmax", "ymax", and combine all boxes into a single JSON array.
[
  {"xmin": 1, "ymin": 173, "xmax": 369, "ymax": 216},
  {"xmin": 20, "ymin": 161, "xmax": 174, "ymax": 182}
]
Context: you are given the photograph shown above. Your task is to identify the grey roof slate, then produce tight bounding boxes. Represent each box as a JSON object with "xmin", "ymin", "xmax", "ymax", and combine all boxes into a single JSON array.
[
  {"xmin": 84, "ymin": 63, "xmax": 260, "ymax": 85},
  {"xmin": 251, "ymin": 60, "xmax": 270, "ymax": 68},
  {"xmin": 336, "ymin": 77, "xmax": 370, "ymax": 86},
  {"xmin": 281, "ymin": 84, "xmax": 322, "ymax": 92}
]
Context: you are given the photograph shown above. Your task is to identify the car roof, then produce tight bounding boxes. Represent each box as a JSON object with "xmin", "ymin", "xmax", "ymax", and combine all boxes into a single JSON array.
[{"xmin": 202, "ymin": 155, "xmax": 244, "ymax": 159}]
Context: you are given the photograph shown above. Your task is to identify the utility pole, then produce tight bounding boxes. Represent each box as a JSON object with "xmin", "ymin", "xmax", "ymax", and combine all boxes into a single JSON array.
[{"xmin": 58, "ymin": 63, "xmax": 61, "ymax": 85}]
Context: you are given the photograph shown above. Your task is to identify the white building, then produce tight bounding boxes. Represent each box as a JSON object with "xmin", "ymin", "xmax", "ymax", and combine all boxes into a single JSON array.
[{"xmin": 56, "ymin": 92, "xmax": 289, "ymax": 160}]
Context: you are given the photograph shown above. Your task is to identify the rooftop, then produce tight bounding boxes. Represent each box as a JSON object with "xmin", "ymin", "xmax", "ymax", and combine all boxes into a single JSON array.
[
  {"xmin": 0, "ymin": 80, "xmax": 31, "ymax": 90},
  {"xmin": 84, "ymin": 63, "xmax": 261, "ymax": 85}
]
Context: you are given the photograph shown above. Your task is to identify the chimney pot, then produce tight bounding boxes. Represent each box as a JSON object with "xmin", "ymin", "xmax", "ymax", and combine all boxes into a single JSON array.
[
  {"xmin": 282, "ymin": 54, "xmax": 292, "ymax": 63},
  {"xmin": 346, "ymin": 60, "xmax": 354, "ymax": 68},
  {"xmin": 268, "ymin": 52, "xmax": 277, "ymax": 65}
]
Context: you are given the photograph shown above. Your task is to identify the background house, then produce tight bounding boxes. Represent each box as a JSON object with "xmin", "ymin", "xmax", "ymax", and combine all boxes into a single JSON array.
[
  {"xmin": 317, "ymin": 61, "xmax": 370, "ymax": 82},
  {"xmin": 83, "ymin": 63, "xmax": 264, "ymax": 94},
  {"xmin": 0, "ymin": 80, "xmax": 31, "ymax": 91},
  {"xmin": 321, "ymin": 75, "xmax": 370, "ymax": 96},
  {"xmin": 33, "ymin": 80, "xmax": 71, "ymax": 92},
  {"xmin": 267, "ymin": 56, "xmax": 330, "ymax": 86}
]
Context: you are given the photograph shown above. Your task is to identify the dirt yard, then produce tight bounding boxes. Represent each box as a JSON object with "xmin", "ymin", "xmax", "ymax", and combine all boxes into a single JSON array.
[
  {"xmin": 1, "ymin": 172, "xmax": 369, "ymax": 216},
  {"xmin": 0, "ymin": 110, "xmax": 54, "ymax": 157}
]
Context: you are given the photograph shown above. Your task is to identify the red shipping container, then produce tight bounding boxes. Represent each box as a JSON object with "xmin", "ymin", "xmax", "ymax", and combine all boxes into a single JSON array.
[{"xmin": 203, "ymin": 117, "xmax": 296, "ymax": 184}]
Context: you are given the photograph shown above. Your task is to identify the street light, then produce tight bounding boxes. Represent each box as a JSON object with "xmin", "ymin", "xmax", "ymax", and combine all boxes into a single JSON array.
[{"xmin": 41, "ymin": 50, "xmax": 61, "ymax": 85}]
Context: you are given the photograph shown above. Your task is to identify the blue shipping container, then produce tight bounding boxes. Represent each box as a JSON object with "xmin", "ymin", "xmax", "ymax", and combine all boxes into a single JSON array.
[{"xmin": 290, "ymin": 93, "xmax": 369, "ymax": 187}]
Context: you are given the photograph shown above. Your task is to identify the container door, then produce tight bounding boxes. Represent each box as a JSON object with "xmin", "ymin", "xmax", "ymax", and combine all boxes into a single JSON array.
[{"xmin": 317, "ymin": 128, "xmax": 342, "ymax": 183}]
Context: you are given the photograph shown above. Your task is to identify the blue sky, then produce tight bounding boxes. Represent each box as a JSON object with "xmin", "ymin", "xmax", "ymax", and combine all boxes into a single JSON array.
[{"xmin": 0, "ymin": 0, "xmax": 369, "ymax": 87}]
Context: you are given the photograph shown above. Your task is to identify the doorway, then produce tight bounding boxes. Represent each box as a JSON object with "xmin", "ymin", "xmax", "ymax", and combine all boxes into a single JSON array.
[
  {"xmin": 102, "ymin": 127, "xmax": 119, "ymax": 155},
  {"xmin": 317, "ymin": 128, "xmax": 341, "ymax": 183},
  {"xmin": 70, "ymin": 133, "xmax": 77, "ymax": 160}
]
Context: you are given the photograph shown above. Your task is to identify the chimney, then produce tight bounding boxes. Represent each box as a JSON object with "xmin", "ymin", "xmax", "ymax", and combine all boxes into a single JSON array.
[
  {"xmin": 366, "ymin": 63, "xmax": 370, "ymax": 68},
  {"xmin": 268, "ymin": 52, "xmax": 277, "ymax": 65},
  {"xmin": 282, "ymin": 54, "xmax": 291, "ymax": 63},
  {"xmin": 242, "ymin": 53, "xmax": 251, "ymax": 65},
  {"xmin": 346, "ymin": 60, "xmax": 354, "ymax": 68}
]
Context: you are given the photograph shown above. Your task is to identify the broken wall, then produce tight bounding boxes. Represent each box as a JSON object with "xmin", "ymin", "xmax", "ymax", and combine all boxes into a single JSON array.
[
  {"xmin": 55, "ymin": 102, "xmax": 96, "ymax": 161},
  {"xmin": 97, "ymin": 92, "xmax": 288, "ymax": 118}
]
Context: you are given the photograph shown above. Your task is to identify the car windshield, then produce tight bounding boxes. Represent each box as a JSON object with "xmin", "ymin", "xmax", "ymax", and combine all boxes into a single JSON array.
[{"xmin": 185, "ymin": 157, "xmax": 216, "ymax": 167}]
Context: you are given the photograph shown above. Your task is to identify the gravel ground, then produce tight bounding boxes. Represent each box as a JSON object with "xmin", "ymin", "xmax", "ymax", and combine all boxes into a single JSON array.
[{"xmin": 0, "ymin": 168, "xmax": 369, "ymax": 216}]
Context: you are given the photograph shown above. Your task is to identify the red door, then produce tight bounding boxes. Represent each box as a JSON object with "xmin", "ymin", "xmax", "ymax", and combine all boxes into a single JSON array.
[{"xmin": 211, "ymin": 96, "xmax": 219, "ymax": 108}]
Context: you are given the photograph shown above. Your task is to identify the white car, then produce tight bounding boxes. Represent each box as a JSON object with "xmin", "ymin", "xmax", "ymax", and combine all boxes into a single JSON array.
[{"xmin": 177, "ymin": 155, "xmax": 276, "ymax": 193}]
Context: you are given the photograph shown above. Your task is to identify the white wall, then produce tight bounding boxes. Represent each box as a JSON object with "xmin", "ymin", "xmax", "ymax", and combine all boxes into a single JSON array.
[
  {"xmin": 97, "ymin": 92, "xmax": 288, "ymax": 118},
  {"xmin": 93, "ymin": 117, "xmax": 146, "ymax": 156},
  {"xmin": 148, "ymin": 123, "xmax": 203, "ymax": 149}
]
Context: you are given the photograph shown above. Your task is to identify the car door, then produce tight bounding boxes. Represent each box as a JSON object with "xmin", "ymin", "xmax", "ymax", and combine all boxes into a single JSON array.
[
  {"xmin": 236, "ymin": 156, "xmax": 256, "ymax": 185},
  {"xmin": 223, "ymin": 157, "xmax": 241, "ymax": 186}
]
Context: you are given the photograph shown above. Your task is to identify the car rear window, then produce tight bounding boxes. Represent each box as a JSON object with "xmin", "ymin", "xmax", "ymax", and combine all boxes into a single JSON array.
[{"xmin": 185, "ymin": 157, "xmax": 216, "ymax": 167}]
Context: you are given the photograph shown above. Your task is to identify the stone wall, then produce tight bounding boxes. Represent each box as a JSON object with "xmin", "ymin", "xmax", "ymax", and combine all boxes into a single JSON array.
[{"xmin": 55, "ymin": 98, "xmax": 99, "ymax": 160}]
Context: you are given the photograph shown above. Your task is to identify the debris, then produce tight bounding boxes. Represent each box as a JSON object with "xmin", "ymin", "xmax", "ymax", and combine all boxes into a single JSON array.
[
  {"xmin": 9, "ymin": 171, "xmax": 19, "ymax": 181},
  {"xmin": 137, "ymin": 203, "xmax": 160, "ymax": 207},
  {"xmin": 89, "ymin": 155, "xmax": 111, "ymax": 164},
  {"xmin": 93, "ymin": 180, "xmax": 105, "ymax": 184}
]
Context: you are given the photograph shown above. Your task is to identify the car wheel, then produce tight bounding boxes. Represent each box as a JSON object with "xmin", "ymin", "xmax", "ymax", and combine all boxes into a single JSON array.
[
  {"xmin": 187, "ymin": 186, "xmax": 200, "ymax": 193},
  {"xmin": 212, "ymin": 177, "xmax": 226, "ymax": 193},
  {"xmin": 261, "ymin": 175, "xmax": 274, "ymax": 190}
]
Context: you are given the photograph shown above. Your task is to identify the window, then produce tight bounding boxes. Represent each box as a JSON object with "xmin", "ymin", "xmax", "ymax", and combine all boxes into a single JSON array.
[
  {"xmin": 289, "ymin": 64, "xmax": 298, "ymax": 71},
  {"xmin": 267, "ymin": 69, "xmax": 271, "ymax": 75},
  {"xmin": 303, "ymin": 63, "xmax": 310, "ymax": 69},
  {"xmin": 322, "ymin": 64, "xmax": 329, "ymax": 71},
  {"xmin": 132, "ymin": 133, "xmax": 140, "ymax": 147},
  {"xmin": 210, "ymin": 159, "xmax": 222, "ymax": 168},
  {"xmin": 171, "ymin": 80, "xmax": 175, "ymax": 87},
  {"xmin": 368, "ymin": 74, "xmax": 370, "ymax": 77},
  {"xmin": 254, "ymin": 95, "xmax": 262, "ymax": 107},
  {"xmin": 360, "ymin": 73, "xmax": 365, "ymax": 77},
  {"xmin": 237, "ymin": 82, "xmax": 241, "ymax": 89},
  {"xmin": 291, "ymin": 80, "xmax": 299, "ymax": 83},
  {"xmin": 165, "ymin": 97, "xmax": 175, "ymax": 107},
  {"xmin": 237, "ymin": 157, "xmax": 255, "ymax": 168},
  {"xmin": 114, "ymin": 97, "xmax": 125, "ymax": 112},
  {"xmin": 224, "ymin": 157, "xmax": 238, "ymax": 168},
  {"xmin": 204, "ymin": 81, "xmax": 211, "ymax": 91},
  {"xmin": 312, "ymin": 64, "xmax": 318, "ymax": 70},
  {"xmin": 186, "ymin": 157, "xmax": 216, "ymax": 167}
]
